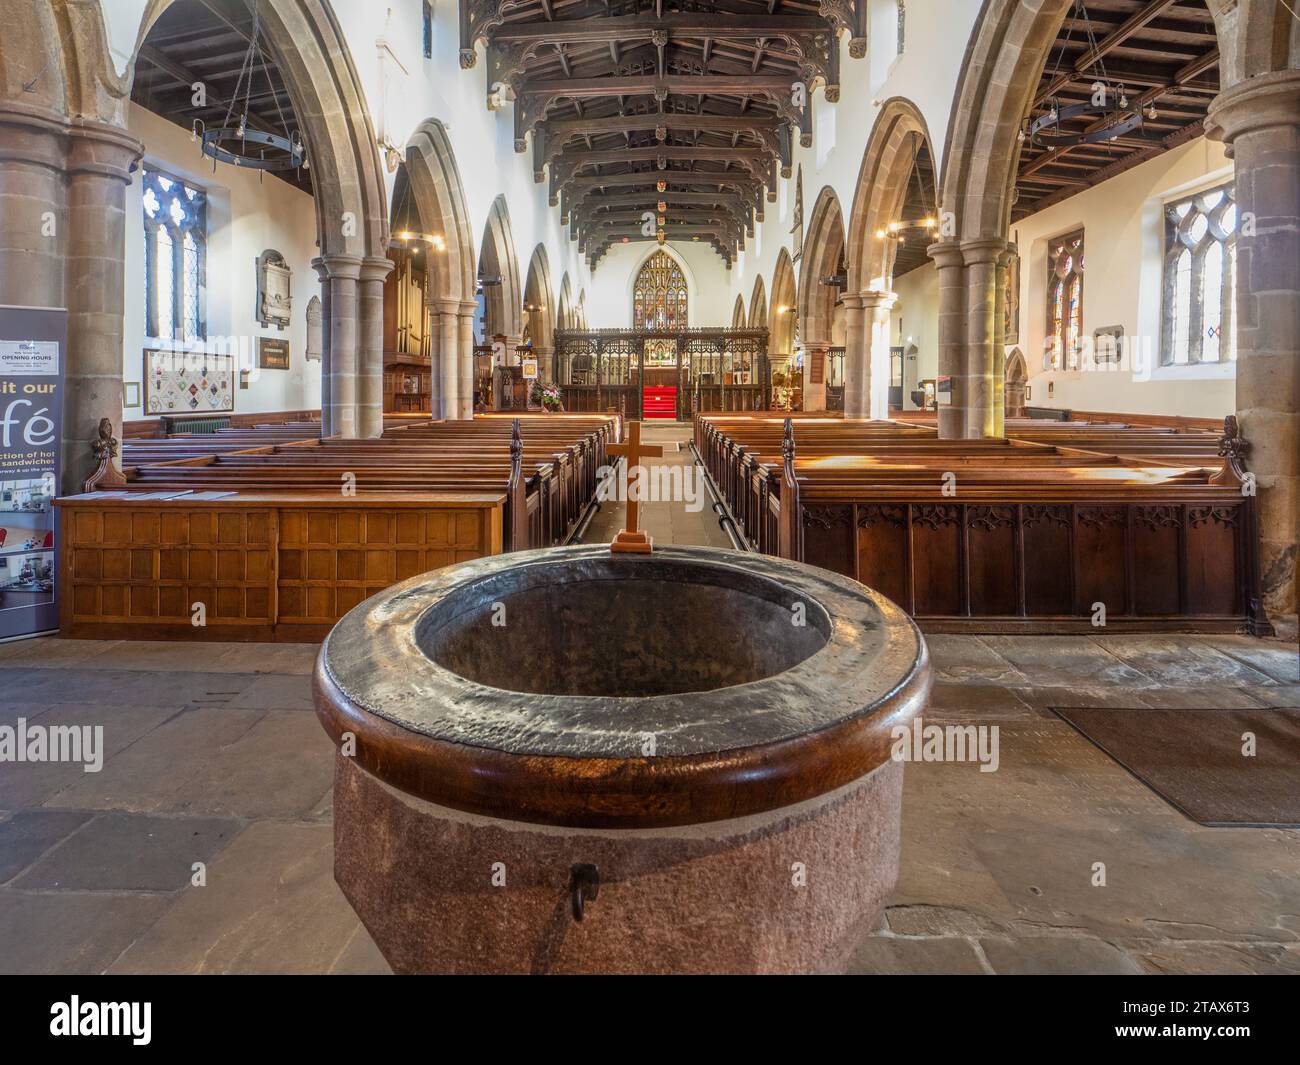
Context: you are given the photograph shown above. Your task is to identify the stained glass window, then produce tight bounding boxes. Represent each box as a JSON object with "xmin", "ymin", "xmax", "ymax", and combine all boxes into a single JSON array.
[
  {"xmin": 897, "ymin": 1, "xmax": 906, "ymax": 55},
  {"xmin": 1046, "ymin": 231, "xmax": 1084, "ymax": 370},
  {"xmin": 632, "ymin": 250, "xmax": 688, "ymax": 330},
  {"xmin": 1161, "ymin": 183, "xmax": 1236, "ymax": 365},
  {"xmin": 143, "ymin": 167, "xmax": 206, "ymax": 342}
]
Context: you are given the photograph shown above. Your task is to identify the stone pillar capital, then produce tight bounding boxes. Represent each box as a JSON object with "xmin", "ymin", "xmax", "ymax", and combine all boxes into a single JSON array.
[
  {"xmin": 313, "ymin": 254, "xmax": 363, "ymax": 282},
  {"xmin": 859, "ymin": 290, "xmax": 899, "ymax": 312},
  {"xmin": 432, "ymin": 297, "xmax": 462, "ymax": 315},
  {"xmin": 1206, "ymin": 70, "xmax": 1300, "ymax": 147},
  {"xmin": 927, "ymin": 240, "xmax": 965, "ymax": 270},
  {"xmin": 959, "ymin": 238, "xmax": 1010, "ymax": 267},
  {"xmin": 65, "ymin": 120, "xmax": 144, "ymax": 183},
  {"xmin": 0, "ymin": 105, "xmax": 142, "ymax": 179},
  {"xmin": 359, "ymin": 255, "xmax": 395, "ymax": 283}
]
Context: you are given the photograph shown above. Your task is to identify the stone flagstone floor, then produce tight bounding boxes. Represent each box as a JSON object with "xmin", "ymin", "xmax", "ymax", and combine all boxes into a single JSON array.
[{"xmin": 1, "ymin": 424, "xmax": 1297, "ymax": 974}]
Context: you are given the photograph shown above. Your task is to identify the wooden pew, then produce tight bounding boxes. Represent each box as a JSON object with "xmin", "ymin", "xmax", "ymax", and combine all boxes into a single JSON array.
[
  {"xmin": 56, "ymin": 414, "xmax": 619, "ymax": 641},
  {"xmin": 696, "ymin": 414, "xmax": 1268, "ymax": 635}
]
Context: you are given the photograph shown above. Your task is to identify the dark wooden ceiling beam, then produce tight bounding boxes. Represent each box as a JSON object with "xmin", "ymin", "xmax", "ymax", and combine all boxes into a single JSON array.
[
  {"xmin": 550, "ymin": 145, "xmax": 773, "ymax": 193},
  {"xmin": 489, "ymin": 12, "xmax": 829, "ymax": 44},
  {"xmin": 461, "ymin": 0, "xmax": 860, "ymax": 264},
  {"xmin": 521, "ymin": 72, "xmax": 795, "ymax": 97},
  {"xmin": 514, "ymin": 74, "xmax": 810, "ymax": 151},
  {"xmin": 1035, "ymin": 0, "xmax": 1181, "ymax": 106},
  {"xmin": 575, "ymin": 190, "xmax": 748, "ymax": 212},
  {"xmin": 137, "ymin": 44, "xmax": 281, "ymax": 137}
]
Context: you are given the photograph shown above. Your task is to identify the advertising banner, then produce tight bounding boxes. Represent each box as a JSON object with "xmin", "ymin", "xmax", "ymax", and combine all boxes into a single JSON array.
[{"xmin": 0, "ymin": 306, "xmax": 67, "ymax": 640}]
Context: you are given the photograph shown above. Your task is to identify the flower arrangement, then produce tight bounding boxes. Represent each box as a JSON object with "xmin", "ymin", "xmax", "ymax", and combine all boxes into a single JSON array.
[{"xmin": 530, "ymin": 381, "xmax": 564, "ymax": 412}]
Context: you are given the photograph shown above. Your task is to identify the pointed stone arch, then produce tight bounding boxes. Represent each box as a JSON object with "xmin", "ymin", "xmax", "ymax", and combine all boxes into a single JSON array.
[
  {"xmin": 127, "ymin": 0, "xmax": 393, "ymax": 437},
  {"xmin": 404, "ymin": 120, "xmax": 476, "ymax": 304},
  {"xmin": 768, "ymin": 248, "xmax": 798, "ymax": 357},
  {"xmin": 798, "ymin": 186, "xmax": 846, "ymax": 347},
  {"xmin": 798, "ymin": 187, "xmax": 847, "ymax": 410},
  {"xmin": 523, "ymin": 244, "xmax": 556, "ymax": 377},
  {"xmin": 748, "ymin": 275, "xmax": 768, "ymax": 330},
  {"xmin": 846, "ymin": 98, "xmax": 938, "ymax": 295},
  {"xmin": 732, "ymin": 295, "xmax": 747, "ymax": 328},
  {"xmin": 842, "ymin": 98, "xmax": 937, "ymax": 419},
  {"xmin": 940, "ymin": 0, "xmax": 1297, "ymax": 627},
  {"xmin": 401, "ymin": 119, "xmax": 478, "ymax": 419},
  {"xmin": 558, "ymin": 274, "xmax": 574, "ymax": 330},
  {"xmin": 478, "ymin": 194, "xmax": 523, "ymax": 343}
]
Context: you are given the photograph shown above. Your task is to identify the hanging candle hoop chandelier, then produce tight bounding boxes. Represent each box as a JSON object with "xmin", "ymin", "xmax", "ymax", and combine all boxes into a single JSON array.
[
  {"xmin": 192, "ymin": 0, "xmax": 306, "ymax": 173},
  {"xmin": 875, "ymin": 132, "xmax": 939, "ymax": 243},
  {"xmin": 1026, "ymin": 0, "xmax": 1145, "ymax": 150}
]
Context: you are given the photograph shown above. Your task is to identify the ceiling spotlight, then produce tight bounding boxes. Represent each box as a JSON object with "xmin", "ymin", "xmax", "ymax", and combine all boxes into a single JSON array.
[{"xmin": 1146, "ymin": 103, "xmax": 1158, "ymax": 120}]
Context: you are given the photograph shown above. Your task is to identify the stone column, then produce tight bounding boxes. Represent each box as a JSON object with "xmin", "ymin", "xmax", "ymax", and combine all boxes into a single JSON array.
[
  {"xmin": 841, "ymin": 293, "xmax": 868, "ymax": 419},
  {"xmin": 458, "ymin": 301, "xmax": 478, "ymax": 418},
  {"xmin": 63, "ymin": 124, "xmax": 143, "ymax": 490},
  {"xmin": 992, "ymin": 245, "xmax": 1015, "ymax": 437},
  {"xmin": 357, "ymin": 256, "xmax": 393, "ymax": 438},
  {"xmin": 961, "ymin": 238, "xmax": 1004, "ymax": 440},
  {"xmin": 426, "ymin": 295, "xmax": 442, "ymax": 419},
  {"xmin": 317, "ymin": 277, "xmax": 333, "ymax": 431},
  {"xmin": 1207, "ymin": 70, "xmax": 1300, "ymax": 633},
  {"xmin": 435, "ymin": 298, "xmax": 461, "ymax": 420},
  {"xmin": 534, "ymin": 344, "xmax": 555, "ymax": 383},
  {"xmin": 313, "ymin": 255, "xmax": 362, "ymax": 437},
  {"xmin": 0, "ymin": 108, "xmax": 142, "ymax": 491},
  {"xmin": 929, "ymin": 241, "xmax": 968, "ymax": 439},
  {"xmin": 803, "ymin": 340, "xmax": 828, "ymax": 412},
  {"xmin": 0, "ymin": 106, "xmax": 68, "ymax": 311},
  {"xmin": 861, "ymin": 291, "xmax": 898, "ymax": 421}
]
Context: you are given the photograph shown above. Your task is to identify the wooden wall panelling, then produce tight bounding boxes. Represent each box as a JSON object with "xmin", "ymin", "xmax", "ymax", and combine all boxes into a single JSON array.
[
  {"xmin": 966, "ymin": 505, "xmax": 1019, "ymax": 617},
  {"xmin": 58, "ymin": 496, "xmax": 503, "ymax": 641}
]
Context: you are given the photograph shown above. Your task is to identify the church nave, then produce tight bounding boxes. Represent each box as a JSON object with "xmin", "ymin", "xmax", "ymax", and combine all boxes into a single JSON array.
[{"xmin": 0, "ymin": 0, "xmax": 1297, "ymax": 998}]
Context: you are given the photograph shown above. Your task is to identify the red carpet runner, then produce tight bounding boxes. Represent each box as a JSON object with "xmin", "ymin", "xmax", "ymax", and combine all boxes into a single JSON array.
[{"xmin": 642, "ymin": 386, "xmax": 677, "ymax": 419}]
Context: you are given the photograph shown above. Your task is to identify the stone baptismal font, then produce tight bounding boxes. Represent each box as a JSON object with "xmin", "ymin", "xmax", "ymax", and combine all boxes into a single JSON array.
[{"xmin": 314, "ymin": 431, "xmax": 930, "ymax": 974}]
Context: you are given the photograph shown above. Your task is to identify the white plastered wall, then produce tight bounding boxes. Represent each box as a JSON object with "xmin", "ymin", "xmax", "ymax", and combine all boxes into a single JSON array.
[{"xmin": 1010, "ymin": 136, "xmax": 1235, "ymax": 420}]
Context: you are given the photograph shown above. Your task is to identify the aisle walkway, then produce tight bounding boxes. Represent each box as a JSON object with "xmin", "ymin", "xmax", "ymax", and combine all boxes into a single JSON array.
[{"xmin": 581, "ymin": 421, "xmax": 732, "ymax": 549}]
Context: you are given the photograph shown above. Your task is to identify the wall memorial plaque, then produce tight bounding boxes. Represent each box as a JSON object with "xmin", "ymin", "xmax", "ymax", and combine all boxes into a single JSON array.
[
  {"xmin": 256, "ymin": 249, "xmax": 292, "ymax": 330},
  {"xmin": 258, "ymin": 337, "xmax": 290, "ymax": 370}
]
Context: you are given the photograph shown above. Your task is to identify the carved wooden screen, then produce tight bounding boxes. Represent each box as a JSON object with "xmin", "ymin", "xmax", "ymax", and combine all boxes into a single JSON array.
[
  {"xmin": 632, "ymin": 251, "xmax": 688, "ymax": 330},
  {"xmin": 599, "ymin": 335, "xmax": 639, "ymax": 386},
  {"xmin": 1046, "ymin": 230, "xmax": 1084, "ymax": 370}
]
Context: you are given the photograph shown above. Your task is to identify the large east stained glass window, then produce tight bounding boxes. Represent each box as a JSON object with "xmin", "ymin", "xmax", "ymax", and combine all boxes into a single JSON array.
[
  {"xmin": 1161, "ymin": 183, "xmax": 1236, "ymax": 366},
  {"xmin": 632, "ymin": 250, "xmax": 688, "ymax": 330},
  {"xmin": 1046, "ymin": 230, "xmax": 1084, "ymax": 370},
  {"xmin": 143, "ymin": 168, "xmax": 207, "ymax": 342}
]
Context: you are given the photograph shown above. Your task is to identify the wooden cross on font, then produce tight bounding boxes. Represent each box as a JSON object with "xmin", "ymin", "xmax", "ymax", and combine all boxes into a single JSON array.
[{"xmin": 606, "ymin": 420, "xmax": 663, "ymax": 554}]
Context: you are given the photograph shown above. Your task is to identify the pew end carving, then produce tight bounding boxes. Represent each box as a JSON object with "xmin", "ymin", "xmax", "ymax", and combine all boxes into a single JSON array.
[{"xmin": 83, "ymin": 418, "xmax": 128, "ymax": 494}]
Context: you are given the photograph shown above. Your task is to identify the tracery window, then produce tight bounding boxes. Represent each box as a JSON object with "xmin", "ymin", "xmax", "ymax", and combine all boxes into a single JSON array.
[
  {"xmin": 632, "ymin": 250, "xmax": 688, "ymax": 330},
  {"xmin": 143, "ymin": 168, "xmax": 206, "ymax": 342},
  {"xmin": 1161, "ymin": 183, "xmax": 1236, "ymax": 366},
  {"xmin": 1046, "ymin": 230, "xmax": 1084, "ymax": 371}
]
